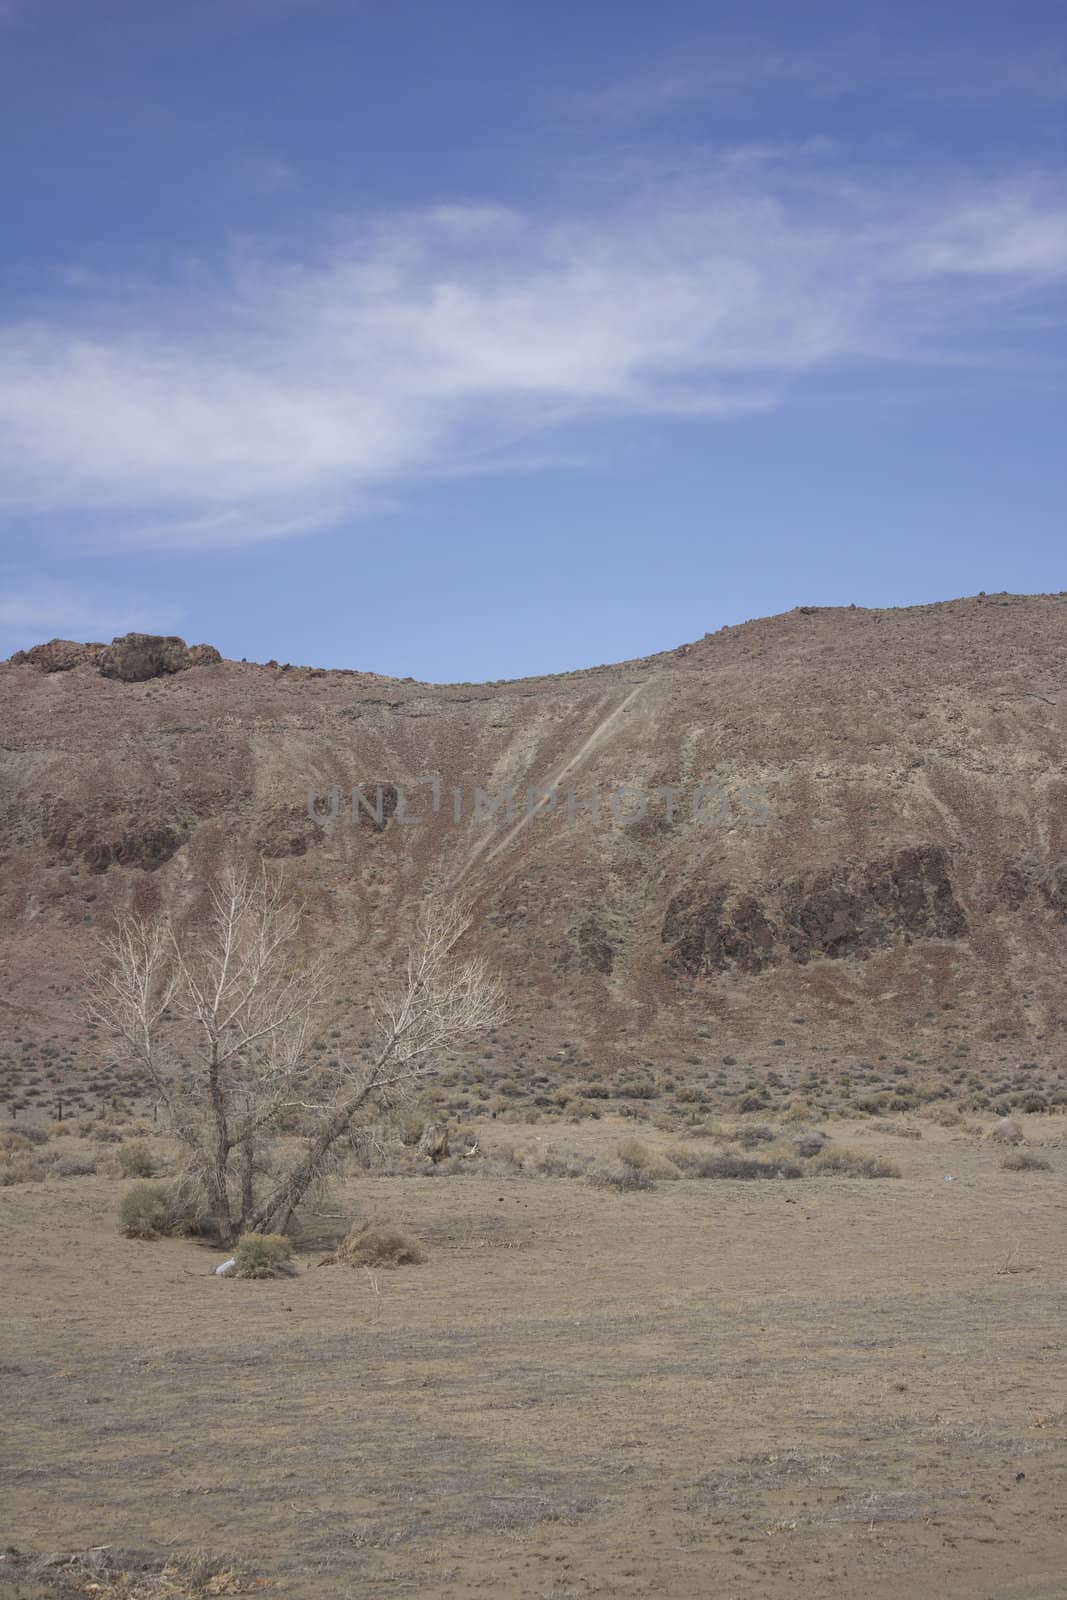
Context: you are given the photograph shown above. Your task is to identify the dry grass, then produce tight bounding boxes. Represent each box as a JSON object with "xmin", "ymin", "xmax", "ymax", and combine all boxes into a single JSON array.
[
  {"xmin": 615, "ymin": 1137, "xmax": 682, "ymax": 1179},
  {"xmin": 0, "ymin": 1546, "xmax": 259, "ymax": 1597},
  {"xmin": 4, "ymin": 1117, "xmax": 1067, "ymax": 1598},
  {"xmin": 321, "ymin": 1217, "xmax": 426, "ymax": 1267}
]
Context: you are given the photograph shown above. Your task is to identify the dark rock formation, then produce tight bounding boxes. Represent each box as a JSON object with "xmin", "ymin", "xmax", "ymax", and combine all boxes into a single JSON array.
[
  {"xmin": 97, "ymin": 634, "xmax": 220, "ymax": 682},
  {"xmin": 10, "ymin": 639, "xmax": 105, "ymax": 672},
  {"xmin": 663, "ymin": 845, "xmax": 967, "ymax": 976}
]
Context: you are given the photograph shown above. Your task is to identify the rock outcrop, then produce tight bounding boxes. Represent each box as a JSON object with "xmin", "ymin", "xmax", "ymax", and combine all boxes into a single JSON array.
[
  {"xmin": 10, "ymin": 633, "xmax": 221, "ymax": 681},
  {"xmin": 97, "ymin": 634, "xmax": 221, "ymax": 682}
]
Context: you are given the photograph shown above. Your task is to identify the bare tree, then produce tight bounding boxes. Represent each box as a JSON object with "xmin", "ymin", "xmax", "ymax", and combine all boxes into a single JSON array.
[
  {"xmin": 247, "ymin": 897, "xmax": 505, "ymax": 1233},
  {"xmin": 90, "ymin": 864, "xmax": 505, "ymax": 1243}
]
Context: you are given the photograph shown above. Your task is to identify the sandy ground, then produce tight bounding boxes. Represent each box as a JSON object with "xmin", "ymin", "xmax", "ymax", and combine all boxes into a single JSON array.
[{"xmin": 2, "ymin": 1116, "xmax": 1067, "ymax": 1599}]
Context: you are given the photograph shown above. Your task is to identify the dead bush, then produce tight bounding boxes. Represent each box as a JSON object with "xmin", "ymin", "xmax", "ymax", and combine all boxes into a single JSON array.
[
  {"xmin": 533, "ymin": 1146, "xmax": 594, "ymax": 1178},
  {"xmin": 0, "ymin": 1152, "xmax": 48, "ymax": 1185},
  {"xmin": 616, "ymin": 1137, "xmax": 681, "ymax": 1179},
  {"xmin": 394, "ymin": 1104, "xmax": 429, "ymax": 1146},
  {"xmin": 924, "ymin": 1101, "xmax": 963, "ymax": 1126},
  {"xmin": 323, "ymin": 1218, "xmax": 426, "ymax": 1268},
  {"xmin": 666, "ymin": 1145, "xmax": 704, "ymax": 1173},
  {"xmin": 792, "ymin": 1132, "xmax": 829, "ymax": 1159},
  {"xmin": 1001, "ymin": 1151, "xmax": 1052, "ymax": 1172},
  {"xmin": 587, "ymin": 1163, "xmax": 657, "ymax": 1192},
  {"xmin": 811, "ymin": 1147, "xmax": 901, "ymax": 1179},
  {"xmin": 617, "ymin": 1135, "xmax": 655, "ymax": 1168},
  {"xmin": 53, "ymin": 1154, "xmax": 98, "ymax": 1177},
  {"xmin": 1, "ymin": 1125, "xmax": 49, "ymax": 1152},
  {"xmin": 691, "ymin": 1153, "xmax": 802, "ymax": 1180},
  {"xmin": 735, "ymin": 1124, "xmax": 778, "ymax": 1149}
]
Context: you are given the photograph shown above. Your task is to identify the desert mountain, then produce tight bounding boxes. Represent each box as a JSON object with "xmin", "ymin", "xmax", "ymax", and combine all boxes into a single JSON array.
[{"xmin": 3, "ymin": 595, "xmax": 1067, "ymax": 1113}]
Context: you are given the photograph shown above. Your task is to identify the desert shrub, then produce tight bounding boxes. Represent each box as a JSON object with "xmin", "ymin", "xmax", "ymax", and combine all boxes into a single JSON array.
[
  {"xmin": 394, "ymin": 1104, "xmax": 429, "ymax": 1146},
  {"xmin": 420, "ymin": 1154, "xmax": 470, "ymax": 1177},
  {"xmin": 811, "ymin": 1147, "xmax": 901, "ymax": 1179},
  {"xmin": 620, "ymin": 1080, "xmax": 657, "ymax": 1100},
  {"xmin": 534, "ymin": 1146, "xmax": 594, "ymax": 1178},
  {"xmin": 615, "ymin": 1137, "xmax": 681, "ymax": 1179},
  {"xmin": 1019, "ymin": 1093, "xmax": 1048, "ymax": 1114},
  {"xmin": 666, "ymin": 1145, "xmax": 704, "ymax": 1173},
  {"xmin": 327, "ymin": 1219, "xmax": 426, "ymax": 1267},
  {"xmin": 738, "ymin": 1093, "xmax": 767, "ymax": 1113},
  {"xmin": 692, "ymin": 1153, "xmax": 802, "ymax": 1180},
  {"xmin": 54, "ymin": 1155, "xmax": 98, "ymax": 1177},
  {"xmin": 988, "ymin": 1116, "xmax": 1024, "ymax": 1144},
  {"xmin": 1, "ymin": 1125, "xmax": 48, "ymax": 1150},
  {"xmin": 0, "ymin": 1152, "xmax": 48, "ymax": 1185},
  {"xmin": 234, "ymin": 1232, "xmax": 293, "ymax": 1278},
  {"xmin": 792, "ymin": 1132, "xmax": 828, "ymax": 1158},
  {"xmin": 117, "ymin": 1175, "xmax": 209, "ymax": 1238},
  {"xmin": 117, "ymin": 1139, "xmax": 155, "ymax": 1177},
  {"xmin": 617, "ymin": 1136, "xmax": 655, "ymax": 1169},
  {"xmin": 587, "ymin": 1162, "xmax": 657, "ymax": 1192},
  {"xmin": 735, "ymin": 1124, "xmax": 777, "ymax": 1148},
  {"xmin": 119, "ymin": 1180, "xmax": 174, "ymax": 1238},
  {"xmin": 1001, "ymin": 1151, "xmax": 1052, "ymax": 1172}
]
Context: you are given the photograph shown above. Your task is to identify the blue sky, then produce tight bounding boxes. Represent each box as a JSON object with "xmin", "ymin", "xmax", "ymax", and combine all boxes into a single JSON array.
[{"xmin": 1, "ymin": 0, "xmax": 1065, "ymax": 681}]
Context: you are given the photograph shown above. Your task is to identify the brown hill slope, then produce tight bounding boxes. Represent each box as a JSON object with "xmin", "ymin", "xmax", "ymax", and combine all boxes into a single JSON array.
[{"xmin": 3, "ymin": 593, "xmax": 1067, "ymax": 1116}]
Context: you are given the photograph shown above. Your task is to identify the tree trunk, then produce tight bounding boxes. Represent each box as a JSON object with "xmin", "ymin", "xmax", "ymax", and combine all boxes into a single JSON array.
[
  {"xmin": 247, "ymin": 1082, "xmax": 373, "ymax": 1234},
  {"xmin": 207, "ymin": 1042, "xmax": 234, "ymax": 1243},
  {"xmin": 238, "ymin": 1122, "xmax": 255, "ymax": 1233}
]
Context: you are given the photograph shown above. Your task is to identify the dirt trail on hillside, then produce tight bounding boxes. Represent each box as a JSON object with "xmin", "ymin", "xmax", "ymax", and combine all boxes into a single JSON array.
[{"xmin": 451, "ymin": 677, "xmax": 651, "ymax": 884}]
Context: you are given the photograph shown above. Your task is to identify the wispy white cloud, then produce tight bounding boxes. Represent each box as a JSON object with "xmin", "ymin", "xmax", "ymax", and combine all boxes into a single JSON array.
[
  {"xmin": 0, "ymin": 163, "xmax": 1065, "ymax": 550},
  {"xmin": 574, "ymin": 42, "xmax": 1067, "ymax": 125},
  {"xmin": 0, "ymin": 575, "xmax": 185, "ymax": 638}
]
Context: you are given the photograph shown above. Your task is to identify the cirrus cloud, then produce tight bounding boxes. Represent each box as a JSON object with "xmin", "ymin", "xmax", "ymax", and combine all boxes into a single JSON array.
[{"xmin": 1, "ymin": 163, "xmax": 1066, "ymax": 551}]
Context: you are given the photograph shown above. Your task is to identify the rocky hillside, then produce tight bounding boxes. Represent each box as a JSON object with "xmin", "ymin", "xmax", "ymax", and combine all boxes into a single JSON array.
[{"xmin": 3, "ymin": 595, "xmax": 1067, "ymax": 1117}]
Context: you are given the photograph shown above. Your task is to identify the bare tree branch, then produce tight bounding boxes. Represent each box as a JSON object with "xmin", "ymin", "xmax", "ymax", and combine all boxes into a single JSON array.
[{"xmin": 89, "ymin": 870, "xmax": 504, "ymax": 1244}]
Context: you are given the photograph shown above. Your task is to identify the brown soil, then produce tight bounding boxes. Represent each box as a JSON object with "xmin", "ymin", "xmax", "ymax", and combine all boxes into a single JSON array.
[{"xmin": 3, "ymin": 1114, "xmax": 1066, "ymax": 1599}]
